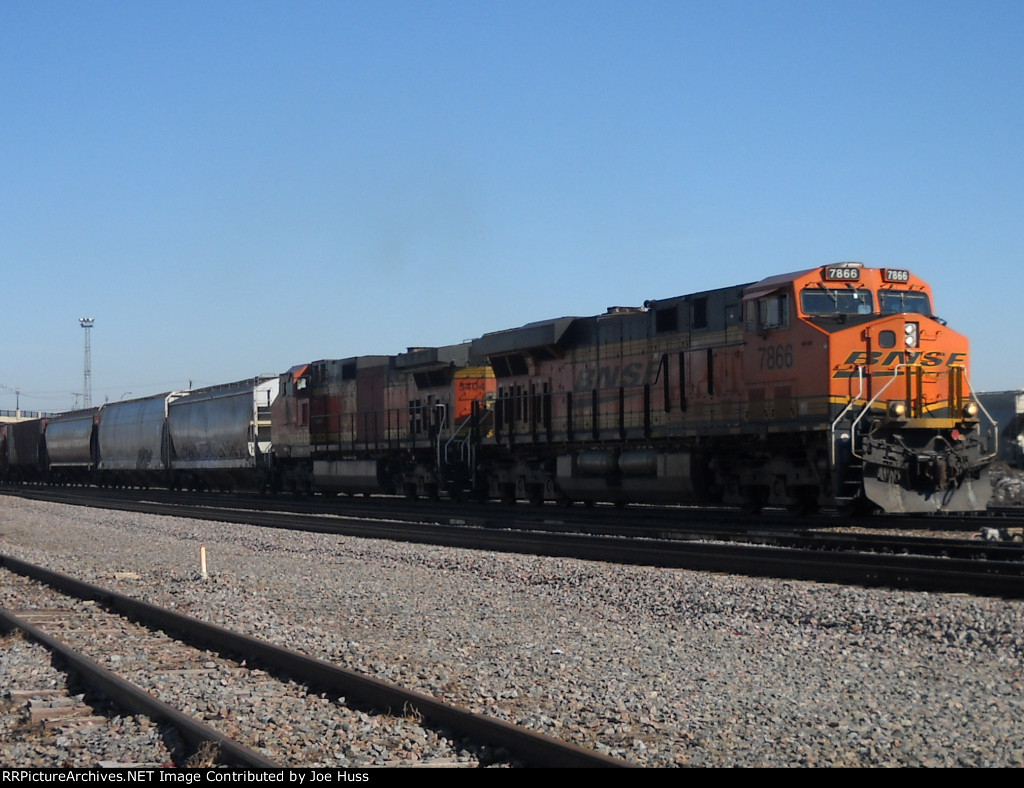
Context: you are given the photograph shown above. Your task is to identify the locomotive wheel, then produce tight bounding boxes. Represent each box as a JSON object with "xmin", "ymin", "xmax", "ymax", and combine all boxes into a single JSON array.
[
  {"xmin": 740, "ymin": 486, "xmax": 765, "ymax": 515},
  {"xmin": 787, "ymin": 499, "xmax": 820, "ymax": 516},
  {"xmin": 787, "ymin": 486, "xmax": 820, "ymax": 516},
  {"xmin": 840, "ymin": 495, "xmax": 881, "ymax": 517}
]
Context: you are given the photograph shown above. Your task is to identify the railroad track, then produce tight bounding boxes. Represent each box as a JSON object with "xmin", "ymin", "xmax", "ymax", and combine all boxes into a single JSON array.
[
  {"xmin": 9, "ymin": 483, "xmax": 1024, "ymax": 539},
  {"xmin": 0, "ymin": 556, "xmax": 629, "ymax": 768},
  {"xmin": 6, "ymin": 488, "xmax": 1024, "ymax": 598},
  {"xmin": 0, "ymin": 485, "xmax": 998, "ymax": 545}
]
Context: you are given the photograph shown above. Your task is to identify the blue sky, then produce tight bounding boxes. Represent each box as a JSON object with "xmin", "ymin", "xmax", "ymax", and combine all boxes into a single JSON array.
[{"xmin": 2, "ymin": 0, "xmax": 1022, "ymax": 412}]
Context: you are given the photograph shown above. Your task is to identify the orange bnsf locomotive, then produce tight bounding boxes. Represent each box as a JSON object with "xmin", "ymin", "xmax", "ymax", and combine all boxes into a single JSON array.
[{"xmin": 267, "ymin": 262, "xmax": 994, "ymax": 514}]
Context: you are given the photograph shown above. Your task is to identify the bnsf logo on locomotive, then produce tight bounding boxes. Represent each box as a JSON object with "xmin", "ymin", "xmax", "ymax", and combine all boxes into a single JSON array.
[
  {"xmin": 834, "ymin": 350, "xmax": 966, "ymax": 377},
  {"xmin": 575, "ymin": 359, "xmax": 662, "ymax": 390}
]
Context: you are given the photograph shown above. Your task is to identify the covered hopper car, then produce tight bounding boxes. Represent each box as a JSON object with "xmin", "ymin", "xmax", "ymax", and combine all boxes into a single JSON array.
[
  {"xmin": 1, "ymin": 378, "xmax": 277, "ymax": 492},
  {"xmin": 977, "ymin": 390, "xmax": 1024, "ymax": 469}
]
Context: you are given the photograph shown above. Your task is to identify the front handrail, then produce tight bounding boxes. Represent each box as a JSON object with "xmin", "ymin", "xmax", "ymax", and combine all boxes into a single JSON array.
[
  {"xmin": 433, "ymin": 404, "xmax": 448, "ymax": 471},
  {"xmin": 443, "ymin": 409, "xmax": 479, "ymax": 467},
  {"xmin": 847, "ymin": 363, "xmax": 999, "ymax": 463},
  {"xmin": 829, "ymin": 365, "xmax": 864, "ymax": 465},
  {"xmin": 849, "ymin": 364, "xmax": 914, "ymax": 461}
]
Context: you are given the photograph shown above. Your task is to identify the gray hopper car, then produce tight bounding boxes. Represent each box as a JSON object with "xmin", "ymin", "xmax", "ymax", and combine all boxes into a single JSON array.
[{"xmin": 977, "ymin": 390, "xmax": 1024, "ymax": 468}]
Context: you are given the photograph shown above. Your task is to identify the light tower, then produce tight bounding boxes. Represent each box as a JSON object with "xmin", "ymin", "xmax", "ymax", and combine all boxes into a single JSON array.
[{"xmin": 80, "ymin": 317, "xmax": 95, "ymax": 409}]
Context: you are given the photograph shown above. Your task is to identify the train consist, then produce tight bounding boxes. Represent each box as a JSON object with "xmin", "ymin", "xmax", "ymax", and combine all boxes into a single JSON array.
[{"xmin": 0, "ymin": 263, "xmax": 998, "ymax": 514}]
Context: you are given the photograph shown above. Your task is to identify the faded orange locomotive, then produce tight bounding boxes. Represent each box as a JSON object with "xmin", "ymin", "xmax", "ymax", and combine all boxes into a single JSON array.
[{"xmin": 268, "ymin": 344, "xmax": 498, "ymax": 500}]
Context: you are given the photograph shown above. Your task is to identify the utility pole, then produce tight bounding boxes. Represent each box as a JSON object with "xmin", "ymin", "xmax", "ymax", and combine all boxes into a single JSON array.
[
  {"xmin": 80, "ymin": 317, "xmax": 95, "ymax": 409},
  {"xmin": 0, "ymin": 385, "xmax": 21, "ymax": 417}
]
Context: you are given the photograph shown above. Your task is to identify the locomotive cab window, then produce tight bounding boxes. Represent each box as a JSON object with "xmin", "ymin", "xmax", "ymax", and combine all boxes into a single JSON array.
[
  {"xmin": 748, "ymin": 292, "xmax": 789, "ymax": 330},
  {"xmin": 800, "ymin": 286, "xmax": 874, "ymax": 316},
  {"xmin": 880, "ymin": 290, "xmax": 932, "ymax": 316}
]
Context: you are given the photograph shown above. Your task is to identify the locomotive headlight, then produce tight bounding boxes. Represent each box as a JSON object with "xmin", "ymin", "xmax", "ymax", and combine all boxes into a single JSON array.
[
  {"xmin": 963, "ymin": 400, "xmax": 979, "ymax": 419},
  {"xmin": 888, "ymin": 402, "xmax": 907, "ymax": 419},
  {"xmin": 904, "ymin": 322, "xmax": 919, "ymax": 348}
]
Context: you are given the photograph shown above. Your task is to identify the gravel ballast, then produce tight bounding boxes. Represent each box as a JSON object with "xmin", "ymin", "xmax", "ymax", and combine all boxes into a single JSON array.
[{"xmin": 2, "ymin": 495, "xmax": 1024, "ymax": 767}]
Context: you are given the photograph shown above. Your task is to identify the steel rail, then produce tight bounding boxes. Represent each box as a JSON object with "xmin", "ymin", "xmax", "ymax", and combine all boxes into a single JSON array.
[
  {"xmin": 12, "ymin": 485, "xmax": 1024, "ymax": 534},
  {"xmin": 0, "ymin": 606, "xmax": 280, "ymax": 768}
]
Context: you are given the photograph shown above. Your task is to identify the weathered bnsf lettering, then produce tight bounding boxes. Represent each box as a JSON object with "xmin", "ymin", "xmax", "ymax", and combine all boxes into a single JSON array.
[{"xmin": 575, "ymin": 359, "xmax": 660, "ymax": 391}]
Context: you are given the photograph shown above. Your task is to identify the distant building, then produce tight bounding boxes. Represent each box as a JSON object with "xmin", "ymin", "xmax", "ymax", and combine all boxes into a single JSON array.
[{"xmin": 0, "ymin": 411, "xmax": 48, "ymax": 423}]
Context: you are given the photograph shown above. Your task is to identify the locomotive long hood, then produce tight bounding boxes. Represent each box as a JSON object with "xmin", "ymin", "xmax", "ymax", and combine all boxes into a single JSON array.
[{"xmin": 471, "ymin": 316, "xmax": 578, "ymax": 357}]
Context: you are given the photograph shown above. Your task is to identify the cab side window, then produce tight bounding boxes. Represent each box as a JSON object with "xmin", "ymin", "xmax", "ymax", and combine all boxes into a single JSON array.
[{"xmin": 758, "ymin": 293, "xmax": 788, "ymax": 329}]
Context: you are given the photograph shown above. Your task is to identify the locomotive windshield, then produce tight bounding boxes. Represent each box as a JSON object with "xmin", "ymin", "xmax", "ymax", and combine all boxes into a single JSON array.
[
  {"xmin": 800, "ymin": 286, "xmax": 874, "ymax": 316},
  {"xmin": 879, "ymin": 290, "xmax": 932, "ymax": 316}
]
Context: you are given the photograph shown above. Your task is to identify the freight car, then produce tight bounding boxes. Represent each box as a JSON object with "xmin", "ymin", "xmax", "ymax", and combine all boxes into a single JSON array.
[
  {"xmin": 44, "ymin": 408, "xmax": 99, "ymax": 485},
  {"xmin": 165, "ymin": 376, "xmax": 278, "ymax": 492},
  {"xmin": 96, "ymin": 391, "xmax": 185, "ymax": 488},
  {"xmin": 976, "ymin": 390, "xmax": 1024, "ymax": 469},
  {"xmin": 0, "ymin": 378, "xmax": 278, "ymax": 491},
  {"xmin": 0, "ymin": 418, "xmax": 46, "ymax": 483}
]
